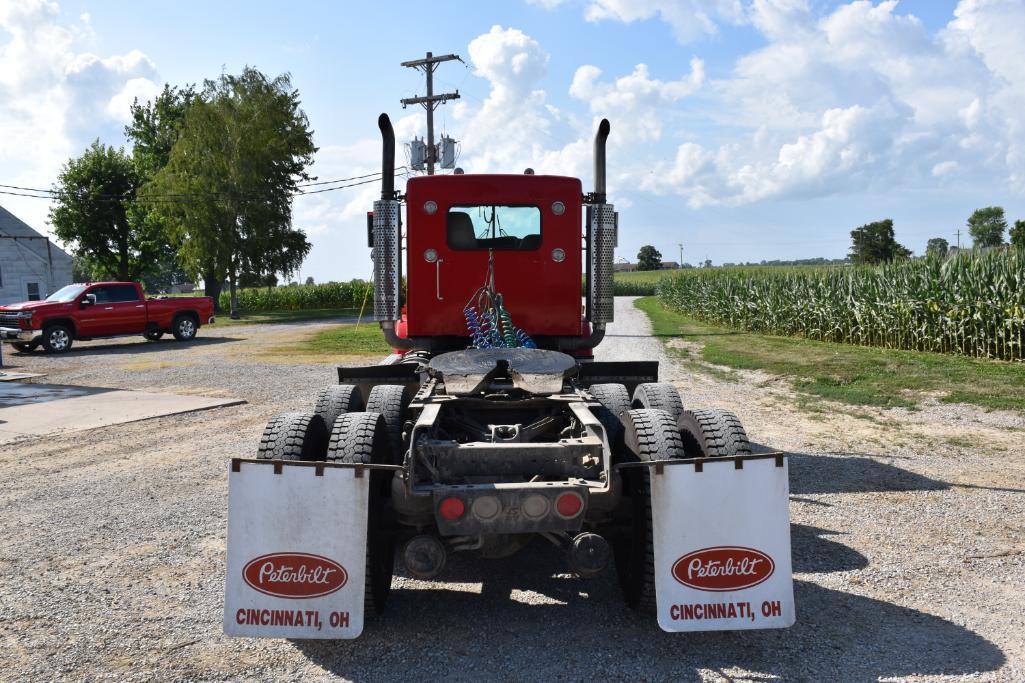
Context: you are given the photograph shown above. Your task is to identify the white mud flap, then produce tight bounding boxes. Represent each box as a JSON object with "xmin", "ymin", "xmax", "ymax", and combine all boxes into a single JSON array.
[
  {"xmin": 651, "ymin": 454, "xmax": 795, "ymax": 632},
  {"xmin": 224, "ymin": 459, "xmax": 369, "ymax": 639}
]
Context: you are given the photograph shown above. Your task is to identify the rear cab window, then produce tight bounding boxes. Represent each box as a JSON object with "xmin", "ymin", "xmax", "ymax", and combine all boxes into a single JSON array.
[{"xmin": 447, "ymin": 205, "xmax": 541, "ymax": 251}]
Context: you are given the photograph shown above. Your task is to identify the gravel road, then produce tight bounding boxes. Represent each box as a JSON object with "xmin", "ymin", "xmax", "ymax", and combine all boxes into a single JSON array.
[{"xmin": 1, "ymin": 302, "xmax": 1023, "ymax": 681}]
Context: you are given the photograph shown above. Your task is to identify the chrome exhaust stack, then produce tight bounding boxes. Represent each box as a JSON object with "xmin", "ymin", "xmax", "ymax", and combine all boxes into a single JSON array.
[{"xmin": 587, "ymin": 119, "xmax": 616, "ymax": 330}]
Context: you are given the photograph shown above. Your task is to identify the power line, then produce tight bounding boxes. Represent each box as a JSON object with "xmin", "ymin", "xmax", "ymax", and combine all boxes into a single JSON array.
[
  {"xmin": 0, "ymin": 167, "xmax": 408, "ymax": 199},
  {"xmin": 0, "ymin": 173, "xmax": 409, "ymax": 204}
]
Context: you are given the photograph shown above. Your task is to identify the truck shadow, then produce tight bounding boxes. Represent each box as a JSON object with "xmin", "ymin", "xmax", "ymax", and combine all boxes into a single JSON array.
[
  {"xmin": 51, "ymin": 336, "xmax": 240, "ymax": 357},
  {"xmin": 747, "ymin": 443, "xmax": 950, "ymax": 496},
  {"xmin": 292, "ymin": 543, "xmax": 1003, "ymax": 679}
]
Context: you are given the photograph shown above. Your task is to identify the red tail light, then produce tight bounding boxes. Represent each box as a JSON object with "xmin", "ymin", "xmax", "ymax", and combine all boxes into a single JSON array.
[
  {"xmin": 439, "ymin": 497, "xmax": 465, "ymax": 521},
  {"xmin": 555, "ymin": 492, "xmax": 583, "ymax": 518}
]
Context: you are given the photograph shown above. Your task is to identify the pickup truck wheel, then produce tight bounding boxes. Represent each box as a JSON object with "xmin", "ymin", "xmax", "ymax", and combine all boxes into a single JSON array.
[
  {"xmin": 678, "ymin": 408, "xmax": 752, "ymax": 458},
  {"xmin": 631, "ymin": 383, "xmax": 684, "ymax": 422},
  {"xmin": 327, "ymin": 412, "xmax": 396, "ymax": 615},
  {"xmin": 172, "ymin": 314, "xmax": 198, "ymax": 341},
  {"xmin": 313, "ymin": 384, "xmax": 364, "ymax": 432},
  {"xmin": 256, "ymin": 412, "xmax": 329, "ymax": 461},
  {"xmin": 41, "ymin": 324, "xmax": 73, "ymax": 353},
  {"xmin": 366, "ymin": 384, "xmax": 407, "ymax": 462},
  {"xmin": 12, "ymin": 342, "xmax": 38, "ymax": 353},
  {"xmin": 144, "ymin": 330, "xmax": 164, "ymax": 341},
  {"xmin": 587, "ymin": 383, "xmax": 630, "ymax": 447},
  {"xmin": 614, "ymin": 408, "xmax": 686, "ymax": 614}
]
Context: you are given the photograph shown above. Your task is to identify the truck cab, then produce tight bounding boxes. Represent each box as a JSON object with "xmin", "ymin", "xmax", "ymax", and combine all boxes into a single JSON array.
[{"xmin": 403, "ymin": 174, "xmax": 585, "ymax": 343}]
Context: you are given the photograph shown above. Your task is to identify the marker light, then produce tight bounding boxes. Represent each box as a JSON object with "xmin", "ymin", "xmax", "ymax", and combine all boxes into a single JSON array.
[
  {"xmin": 439, "ymin": 497, "xmax": 465, "ymax": 521},
  {"xmin": 551, "ymin": 248, "xmax": 566, "ymax": 263},
  {"xmin": 471, "ymin": 496, "xmax": 501, "ymax": 521},
  {"xmin": 424, "ymin": 248, "xmax": 438, "ymax": 263},
  {"xmin": 424, "ymin": 200, "xmax": 438, "ymax": 215},
  {"xmin": 551, "ymin": 201, "xmax": 565, "ymax": 215},
  {"xmin": 555, "ymin": 492, "xmax": 583, "ymax": 519}
]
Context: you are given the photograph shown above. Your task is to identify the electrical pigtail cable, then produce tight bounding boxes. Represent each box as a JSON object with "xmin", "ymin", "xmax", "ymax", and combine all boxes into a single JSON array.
[{"xmin": 462, "ymin": 249, "xmax": 538, "ymax": 349}]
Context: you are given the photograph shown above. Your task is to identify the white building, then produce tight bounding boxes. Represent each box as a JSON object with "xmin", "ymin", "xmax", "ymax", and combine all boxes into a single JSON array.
[{"xmin": 0, "ymin": 204, "xmax": 74, "ymax": 305}]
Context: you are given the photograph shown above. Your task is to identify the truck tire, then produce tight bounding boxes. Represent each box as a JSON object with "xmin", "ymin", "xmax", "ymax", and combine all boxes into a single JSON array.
[
  {"xmin": 327, "ymin": 412, "xmax": 396, "ymax": 615},
  {"xmin": 256, "ymin": 412, "xmax": 329, "ymax": 461},
  {"xmin": 366, "ymin": 384, "xmax": 407, "ymax": 462},
  {"xmin": 144, "ymin": 330, "xmax": 164, "ymax": 341},
  {"xmin": 678, "ymin": 408, "xmax": 752, "ymax": 458},
  {"xmin": 588, "ymin": 383, "xmax": 630, "ymax": 446},
  {"xmin": 614, "ymin": 408, "xmax": 686, "ymax": 613},
  {"xmin": 631, "ymin": 383, "xmax": 684, "ymax": 422},
  {"xmin": 12, "ymin": 342, "xmax": 38, "ymax": 353},
  {"xmin": 172, "ymin": 314, "xmax": 198, "ymax": 341},
  {"xmin": 313, "ymin": 384, "xmax": 364, "ymax": 432},
  {"xmin": 41, "ymin": 324, "xmax": 73, "ymax": 353}
]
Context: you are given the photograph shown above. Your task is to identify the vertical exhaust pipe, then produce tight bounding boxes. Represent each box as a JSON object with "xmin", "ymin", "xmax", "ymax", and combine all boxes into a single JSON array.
[
  {"xmin": 378, "ymin": 113, "xmax": 395, "ymax": 200},
  {"xmin": 559, "ymin": 119, "xmax": 615, "ymax": 352},
  {"xmin": 374, "ymin": 113, "xmax": 424, "ymax": 351},
  {"xmin": 593, "ymin": 118, "xmax": 610, "ymax": 203}
]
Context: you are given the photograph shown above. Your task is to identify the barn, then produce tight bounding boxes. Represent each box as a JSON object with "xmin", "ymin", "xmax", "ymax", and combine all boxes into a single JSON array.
[{"xmin": 0, "ymin": 204, "xmax": 73, "ymax": 305}]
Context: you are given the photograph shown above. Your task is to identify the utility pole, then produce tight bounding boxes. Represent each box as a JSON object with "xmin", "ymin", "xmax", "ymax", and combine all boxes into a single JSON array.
[
  {"xmin": 954, "ymin": 228, "xmax": 962, "ymax": 250},
  {"xmin": 678, "ymin": 243, "xmax": 683, "ymax": 268},
  {"xmin": 400, "ymin": 52, "xmax": 462, "ymax": 175}
]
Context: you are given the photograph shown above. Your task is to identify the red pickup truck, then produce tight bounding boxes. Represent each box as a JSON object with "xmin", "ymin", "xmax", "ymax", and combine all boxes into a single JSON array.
[{"xmin": 0, "ymin": 282, "xmax": 215, "ymax": 353}]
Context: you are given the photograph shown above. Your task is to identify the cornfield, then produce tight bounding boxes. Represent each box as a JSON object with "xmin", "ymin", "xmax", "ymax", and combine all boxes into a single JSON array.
[
  {"xmin": 219, "ymin": 280, "xmax": 369, "ymax": 311},
  {"xmin": 657, "ymin": 248, "xmax": 1025, "ymax": 361}
]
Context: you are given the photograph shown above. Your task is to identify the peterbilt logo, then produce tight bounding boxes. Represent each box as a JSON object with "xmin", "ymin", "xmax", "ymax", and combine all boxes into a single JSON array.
[
  {"xmin": 671, "ymin": 546, "xmax": 774, "ymax": 591},
  {"xmin": 243, "ymin": 553, "xmax": 347, "ymax": 599}
]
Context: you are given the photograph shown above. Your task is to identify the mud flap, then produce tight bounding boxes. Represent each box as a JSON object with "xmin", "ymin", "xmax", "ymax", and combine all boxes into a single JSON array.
[
  {"xmin": 224, "ymin": 459, "xmax": 369, "ymax": 639},
  {"xmin": 651, "ymin": 454, "xmax": 795, "ymax": 632}
]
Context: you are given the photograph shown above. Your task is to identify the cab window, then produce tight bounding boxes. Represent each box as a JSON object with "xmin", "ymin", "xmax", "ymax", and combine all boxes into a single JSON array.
[{"xmin": 447, "ymin": 205, "xmax": 541, "ymax": 251}]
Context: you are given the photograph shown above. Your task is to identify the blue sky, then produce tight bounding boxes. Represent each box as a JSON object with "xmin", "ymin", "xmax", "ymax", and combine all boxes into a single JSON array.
[{"xmin": 2, "ymin": 0, "xmax": 1023, "ymax": 281}]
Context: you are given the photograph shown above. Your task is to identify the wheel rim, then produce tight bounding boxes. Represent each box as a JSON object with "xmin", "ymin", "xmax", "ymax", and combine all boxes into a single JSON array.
[
  {"xmin": 49, "ymin": 329, "xmax": 69, "ymax": 351},
  {"xmin": 179, "ymin": 319, "xmax": 195, "ymax": 337}
]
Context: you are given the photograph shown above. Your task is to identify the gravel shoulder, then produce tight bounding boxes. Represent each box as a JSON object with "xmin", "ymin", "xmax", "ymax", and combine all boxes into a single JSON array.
[{"xmin": 1, "ymin": 306, "xmax": 1023, "ymax": 681}]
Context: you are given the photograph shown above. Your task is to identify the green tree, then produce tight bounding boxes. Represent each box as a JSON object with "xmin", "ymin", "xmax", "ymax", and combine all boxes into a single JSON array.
[
  {"xmin": 49, "ymin": 141, "xmax": 163, "ymax": 281},
  {"xmin": 144, "ymin": 67, "xmax": 315, "ymax": 317},
  {"xmin": 637, "ymin": 245, "xmax": 662, "ymax": 270},
  {"xmin": 849, "ymin": 219, "xmax": 912, "ymax": 265},
  {"xmin": 967, "ymin": 206, "xmax": 1007, "ymax": 249},
  {"xmin": 126, "ymin": 84, "xmax": 204, "ymax": 300},
  {"xmin": 1010, "ymin": 220, "xmax": 1025, "ymax": 249},
  {"xmin": 926, "ymin": 237, "xmax": 949, "ymax": 258}
]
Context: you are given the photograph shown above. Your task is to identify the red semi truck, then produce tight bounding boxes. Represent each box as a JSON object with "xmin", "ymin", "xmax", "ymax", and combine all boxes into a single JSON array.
[{"xmin": 0, "ymin": 281, "xmax": 215, "ymax": 353}]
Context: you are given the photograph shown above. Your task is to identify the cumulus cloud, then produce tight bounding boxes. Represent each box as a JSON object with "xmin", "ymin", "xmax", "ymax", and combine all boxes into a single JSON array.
[
  {"xmin": 625, "ymin": 0, "xmax": 1025, "ymax": 206},
  {"xmin": 581, "ymin": 0, "xmax": 745, "ymax": 43},
  {"xmin": 569, "ymin": 59, "xmax": 704, "ymax": 141},
  {"xmin": 0, "ymin": 0, "xmax": 160, "ymax": 229}
]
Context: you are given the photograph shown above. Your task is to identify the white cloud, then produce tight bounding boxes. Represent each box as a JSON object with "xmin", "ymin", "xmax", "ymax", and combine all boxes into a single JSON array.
[
  {"xmin": 581, "ymin": 0, "xmax": 745, "ymax": 43},
  {"xmin": 0, "ymin": 0, "xmax": 160, "ymax": 231},
  {"xmin": 629, "ymin": 0, "xmax": 1025, "ymax": 206},
  {"xmin": 569, "ymin": 59, "xmax": 704, "ymax": 141}
]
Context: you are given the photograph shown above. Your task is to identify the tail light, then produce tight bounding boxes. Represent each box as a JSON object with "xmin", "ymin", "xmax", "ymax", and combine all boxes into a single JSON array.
[
  {"xmin": 438, "ymin": 497, "xmax": 465, "ymax": 521},
  {"xmin": 555, "ymin": 492, "xmax": 584, "ymax": 519}
]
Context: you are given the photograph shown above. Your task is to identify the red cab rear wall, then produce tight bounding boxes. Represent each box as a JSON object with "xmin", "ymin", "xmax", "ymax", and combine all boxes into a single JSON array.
[{"xmin": 404, "ymin": 174, "xmax": 583, "ymax": 338}]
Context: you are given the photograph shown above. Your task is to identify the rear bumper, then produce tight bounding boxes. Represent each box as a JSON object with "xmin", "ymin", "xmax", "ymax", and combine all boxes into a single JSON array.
[{"xmin": 1, "ymin": 327, "xmax": 35, "ymax": 343}]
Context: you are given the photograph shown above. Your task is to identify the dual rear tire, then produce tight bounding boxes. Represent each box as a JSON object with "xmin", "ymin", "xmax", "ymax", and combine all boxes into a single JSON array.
[
  {"xmin": 614, "ymin": 401, "xmax": 752, "ymax": 614},
  {"xmin": 258, "ymin": 383, "xmax": 407, "ymax": 615}
]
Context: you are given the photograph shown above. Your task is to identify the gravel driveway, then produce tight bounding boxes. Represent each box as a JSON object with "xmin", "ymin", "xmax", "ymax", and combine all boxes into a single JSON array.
[{"xmin": 1, "ymin": 302, "xmax": 1022, "ymax": 681}]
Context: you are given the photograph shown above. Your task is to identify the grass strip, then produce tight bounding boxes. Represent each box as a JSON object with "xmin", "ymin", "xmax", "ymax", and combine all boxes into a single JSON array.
[{"xmin": 635, "ymin": 296, "xmax": 1025, "ymax": 412}]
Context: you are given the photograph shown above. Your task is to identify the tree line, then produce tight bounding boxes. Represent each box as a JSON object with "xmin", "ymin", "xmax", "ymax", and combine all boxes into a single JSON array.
[
  {"xmin": 850, "ymin": 206, "xmax": 1025, "ymax": 265},
  {"xmin": 49, "ymin": 67, "xmax": 316, "ymax": 315}
]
